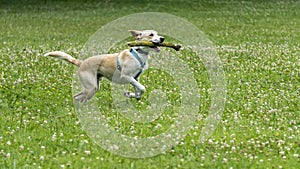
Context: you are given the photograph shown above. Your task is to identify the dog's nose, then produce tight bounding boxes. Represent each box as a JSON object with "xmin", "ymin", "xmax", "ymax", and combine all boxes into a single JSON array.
[{"xmin": 160, "ymin": 37, "xmax": 165, "ymax": 43}]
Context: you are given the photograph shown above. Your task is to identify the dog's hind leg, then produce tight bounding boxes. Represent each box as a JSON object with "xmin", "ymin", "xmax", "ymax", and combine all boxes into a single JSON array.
[{"xmin": 74, "ymin": 71, "xmax": 98, "ymax": 103}]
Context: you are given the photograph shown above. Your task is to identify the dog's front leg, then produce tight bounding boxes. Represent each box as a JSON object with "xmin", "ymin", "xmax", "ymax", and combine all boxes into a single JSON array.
[
  {"xmin": 134, "ymin": 85, "xmax": 142, "ymax": 99},
  {"xmin": 121, "ymin": 75, "xmax": 145, "ymax": 100},
  {"xmin": 132, "ymin": 76, "xmax": 143, "ymax": 99}
]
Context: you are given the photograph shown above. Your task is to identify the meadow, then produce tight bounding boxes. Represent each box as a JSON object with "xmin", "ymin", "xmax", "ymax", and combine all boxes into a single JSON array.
[{"xmin": 0, "ymin": 0, "xmax": 299, "ymax": 168}]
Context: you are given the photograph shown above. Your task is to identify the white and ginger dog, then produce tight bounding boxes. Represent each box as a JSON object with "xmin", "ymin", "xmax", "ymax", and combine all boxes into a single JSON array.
[{"xmin": 45, "ymin": 30, "xmax": 164, "ymax": 103}]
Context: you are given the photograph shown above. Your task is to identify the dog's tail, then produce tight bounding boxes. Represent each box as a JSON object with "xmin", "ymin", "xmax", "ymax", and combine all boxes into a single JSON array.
[{"xmin": 44, "ymin": 51, "xmax": 82, "ymax": 67}]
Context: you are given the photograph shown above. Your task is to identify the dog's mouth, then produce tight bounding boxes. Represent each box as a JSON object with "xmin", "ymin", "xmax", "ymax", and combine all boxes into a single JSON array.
[{"xmin": 151, "ymin": 42, "xmax": 161, "ymax": 52}]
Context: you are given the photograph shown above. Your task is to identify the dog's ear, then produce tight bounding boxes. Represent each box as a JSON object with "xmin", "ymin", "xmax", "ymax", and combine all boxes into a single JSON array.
[{"xmin": 128, "ymin": 30, "xmax": 142, "ymax": 39}]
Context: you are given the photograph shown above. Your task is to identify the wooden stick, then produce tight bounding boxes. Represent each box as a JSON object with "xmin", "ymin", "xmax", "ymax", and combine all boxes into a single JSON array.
[{"xmin": 127, "ymin": 41, "xmax": 181, "ymax": 51}]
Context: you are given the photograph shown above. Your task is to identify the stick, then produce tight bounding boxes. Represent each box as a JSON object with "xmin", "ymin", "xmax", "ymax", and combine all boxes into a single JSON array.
[{"xmin": 127, "ymin": 41, "xmax": 181, "ymax": 51}]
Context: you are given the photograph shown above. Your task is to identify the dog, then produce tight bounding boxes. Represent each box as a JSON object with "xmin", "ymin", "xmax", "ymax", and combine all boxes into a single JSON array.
[{"xmin": 45, "ymin": 30, "xmax": 164, "ymax": 103}]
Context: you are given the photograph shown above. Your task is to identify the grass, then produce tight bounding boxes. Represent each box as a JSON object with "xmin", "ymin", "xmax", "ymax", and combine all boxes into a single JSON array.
[{"xmin": 0, "ymin": 0, "xmax": 299, "ymax": 168}]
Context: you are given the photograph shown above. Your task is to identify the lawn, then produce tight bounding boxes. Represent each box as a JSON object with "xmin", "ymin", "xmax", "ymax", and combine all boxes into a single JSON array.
[{"xmin": 0, "ymin": 0, "xmax": 299, "ymax": 168}]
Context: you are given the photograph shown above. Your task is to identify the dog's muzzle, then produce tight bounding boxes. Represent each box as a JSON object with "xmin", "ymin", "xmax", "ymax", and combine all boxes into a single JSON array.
[
  {"xmin": 152, "ymin": 36, "xmax": 165, "ymax": 43},
  {"xmin": 158, "ymin": 37, "xmax": 165, "ymax": 43},
  {"xmin": 151, "ymin": 36, "xmax": 164, "ymax": 52}
]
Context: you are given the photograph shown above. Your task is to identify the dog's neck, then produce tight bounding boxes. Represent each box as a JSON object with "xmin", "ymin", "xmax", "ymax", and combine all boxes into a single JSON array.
[
  {"xmin": 132, "ymin": 47, "xmax": 149, "ymax": 55},
  {"xmin": 131, "ymin": 47, "xmax": 150, "ymax": 63}
]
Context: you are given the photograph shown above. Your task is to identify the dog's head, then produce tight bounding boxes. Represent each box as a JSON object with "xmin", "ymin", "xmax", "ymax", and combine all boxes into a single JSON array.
[{"xmin": 129, "ymin": 30, "xmax": 164, "ymax": 52}]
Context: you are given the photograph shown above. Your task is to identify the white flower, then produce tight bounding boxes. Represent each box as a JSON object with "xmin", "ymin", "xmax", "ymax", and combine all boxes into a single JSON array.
[
  {"xmin": 84, "ymin": 150, "xmax": 91, "ymax": 155},
  {"xmin": 41, "ymin": 146, "xmax": 45, "ymax": 150}
]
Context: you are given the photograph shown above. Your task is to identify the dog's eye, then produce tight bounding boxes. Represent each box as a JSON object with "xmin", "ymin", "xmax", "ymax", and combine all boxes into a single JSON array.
[{"xmin": 149, "ymin": 33, "xmax": 154, "ymax": 36}]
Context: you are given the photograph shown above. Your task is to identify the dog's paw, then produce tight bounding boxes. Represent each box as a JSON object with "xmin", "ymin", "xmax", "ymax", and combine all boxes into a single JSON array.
[
  {"xmin": 124, "ymin": 91, "xmax": 134, "ymax": 98},
  {"xmin": 124, "ymin": 91, "xmax": 142, "ymax": 100},
  {"xmin": 74, "ymin": 93, "xmax": 87, "ymax": 103}
]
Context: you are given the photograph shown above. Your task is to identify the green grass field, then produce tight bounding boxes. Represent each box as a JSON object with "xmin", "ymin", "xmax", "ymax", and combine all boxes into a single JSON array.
[{"xmin": 0, "ymin": 0, "xmax": 299, "ymax": 168}]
